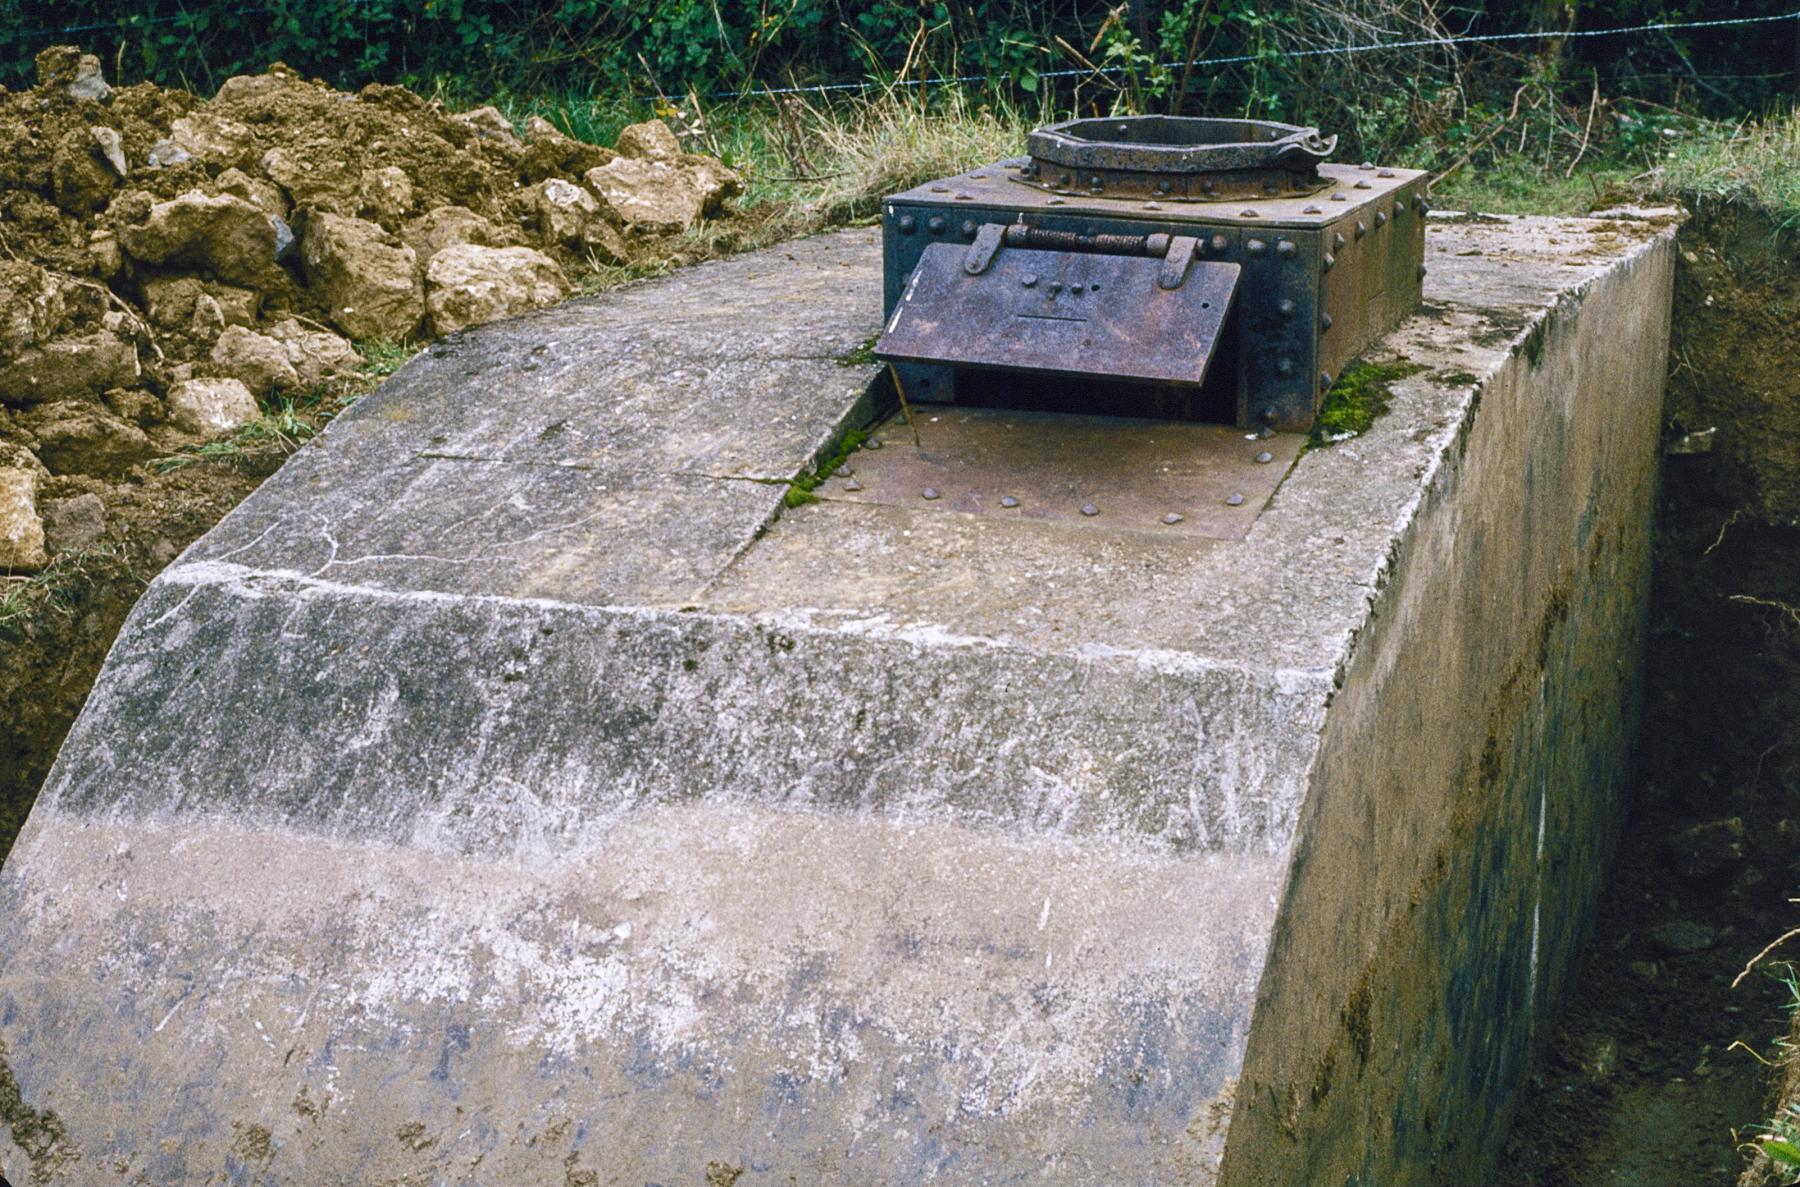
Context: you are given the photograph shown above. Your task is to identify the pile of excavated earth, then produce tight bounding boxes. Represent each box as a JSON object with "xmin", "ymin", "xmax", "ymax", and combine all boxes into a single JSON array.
[{"xmin": 0, "ymin": 46, "xmax": 740, "ymax": 573}]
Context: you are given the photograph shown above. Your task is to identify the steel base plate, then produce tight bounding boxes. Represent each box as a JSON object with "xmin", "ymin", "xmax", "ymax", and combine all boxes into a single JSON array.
[{"xmin": 816, "ymin": 407, "xmax": 1301, "ymax": 540}]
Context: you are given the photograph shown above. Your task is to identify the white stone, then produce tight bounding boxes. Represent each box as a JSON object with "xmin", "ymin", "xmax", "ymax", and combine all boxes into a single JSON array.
[{"xmin": 167, "ymin": 377, "xmax": 259, "ymax": 437}]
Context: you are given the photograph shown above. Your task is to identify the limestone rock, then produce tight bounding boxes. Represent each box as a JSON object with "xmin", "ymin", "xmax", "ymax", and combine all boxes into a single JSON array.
[
  {"xmin": 399, "ymin": 206, "xmax": 505, "ymax": 266},
  {"xmin": 52, "ymin": 128, "xmax": 119, "ymax": 216},
  {"xmin": 212, "ymin": 325, "xmax": 300, "ymax": 396},
  {"xmin": 259, "ymin": 147, "xmax": 357, "ymax": 213},
  {"xmin": 0, "ymin": 261, "xmax": 67, "ymax": 358},
  {"xmin": 359, "ymin": 166, "xmax": 416, "ymax": 225},
  {"xmin": 167, "ymin": 377, "xmax": 259, "ymax": 437},
  {"xmin": 614, "ymin": 120, "xmax": 681, "ymax": 162},
  {"xmin": 24, "ymin": 400, "xmax": 153, "ymax": 477},
  {"xmin": 145, "ymin": 140, "xmax": 195, "ymax": 170},
  {"xmin": 169, "ymin": 112, "xmax": 257, "ymax": 170},
  {"xmin": 453, "ymin": 106, "xmax": 522, "ymax": 149},
  {"xmin": 0, "ymin": 332, "xmax": 140, "ymax": 406},
  {"xmin": 300, "ymin": 212, "xmax": 423, "ymax": 341},
  {"xmin": 519, "ymin": 116, "xmax": 615, "ymax": 184},
  {"xmin": 104, "ymin": 388, "xmax": 163, "ymax": 427},
  {"xmin": 584, "ymin": 153, "xmax": 741, "ymax": 233},
  {"xmin": 117, "ymin": 191, "xmax": 277, "ymax": 286},
  {"xmin": 35, "ymin": 47, "xmax": 112, "ymax": 103},
  {"xmin": 529, "ymin": 178, "xmax": 600, "ymax": 249},
  {"xmin": 140, "ymin": 277, "xmax": 259, "ymax": 332},
  {"xmin": 87, "ymin": 230, "xmax": 123, "ymax": 280},
  {"xmin": 266, "ymin": 319, "xmax": 361, "ymax": 388},
  {"xmin": 212, "ymin": 68, "xmax": 305, "ymax": 108},
  {"xmin": 0, "ymin": 466, "xmax": 47, "ymax": 572},
  {"xmin": 425, "ymin": 244, "xmax": 571, "ymax": 336},
  {"xmin": 41, "ymin": 493, "xmax": 106, "ymax": 555},
  {"xmin": 212, "ymin": 168, "xmax": 289, "ymax": 219},
  {"xmin": 91, "ymin": 128, "xmax": 128, "ymax": 178}
]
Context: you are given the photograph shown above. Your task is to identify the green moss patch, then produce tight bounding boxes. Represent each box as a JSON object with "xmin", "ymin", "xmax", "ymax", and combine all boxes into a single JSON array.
[
  {"xmin": 784, "ymin": 426, "xmax": 870, "ymax": 508},
  {"xmin": 1309, "ymin": 360, "xmax": 1426, "ymax": 447}
]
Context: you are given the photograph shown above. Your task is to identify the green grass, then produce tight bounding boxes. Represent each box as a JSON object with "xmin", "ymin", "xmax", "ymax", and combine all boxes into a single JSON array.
[
  {"xmin": 0, "ymin": 546, "xmax": 137, "ymax": 630},
  {"xmin": 1430, "ymin": 157, "xmax": 1641, "ymax": 217},
  {"xmin": 1657, "ymin": 107, "xmax": 1800, "ymax": 231}
]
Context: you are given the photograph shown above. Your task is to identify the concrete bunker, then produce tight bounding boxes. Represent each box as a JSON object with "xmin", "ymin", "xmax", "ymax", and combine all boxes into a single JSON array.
[{"xmin": 0, "ymin": 189, "xmax": 1679, "ymax": 1183}]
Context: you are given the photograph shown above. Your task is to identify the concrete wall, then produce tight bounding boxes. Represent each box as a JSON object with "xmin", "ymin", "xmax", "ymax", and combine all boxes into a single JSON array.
[{"xmin": 1222, "ymin": 228, "xmax": 1673, "ymax": 1185}]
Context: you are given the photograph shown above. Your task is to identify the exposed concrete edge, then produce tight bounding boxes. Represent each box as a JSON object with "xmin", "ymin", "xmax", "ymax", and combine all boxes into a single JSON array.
[{"xmin": 1221, "ymin": 215, "xmax": 1682, "ymax": 1185}]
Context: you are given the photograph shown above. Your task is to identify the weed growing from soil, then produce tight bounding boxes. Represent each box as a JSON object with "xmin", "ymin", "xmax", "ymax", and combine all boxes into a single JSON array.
[{"xmin": 0, "ymin": 547, "xmax": 141, "ymax": 631}]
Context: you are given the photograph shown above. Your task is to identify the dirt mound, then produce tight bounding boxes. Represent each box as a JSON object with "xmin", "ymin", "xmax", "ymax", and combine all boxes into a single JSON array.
[
  {"xmin": 0, "ymin": 47, "xmax": 742, "ymax": 574},
  {"xmin": 0, "ymin": 49, "xmax": 746, "ymax": 859}
]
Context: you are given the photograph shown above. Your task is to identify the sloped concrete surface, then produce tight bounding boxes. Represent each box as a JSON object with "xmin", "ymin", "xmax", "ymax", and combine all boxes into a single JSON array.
[{"xmin": 0, "ymin": 214, "xmax": 1678, "ymax": 1185}]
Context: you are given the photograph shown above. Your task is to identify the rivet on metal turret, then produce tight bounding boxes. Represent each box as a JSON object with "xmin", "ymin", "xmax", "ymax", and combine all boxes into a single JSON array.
[
  {"xmin": 1331, "ymin": 192, "xmax": 1348, "ymax": 201},
  {"xmin": 922, "ymin": 488, "xmax": 940, "ymax": 501},
  {"xmin": 1419, "ymin": 265, "xmax": 1428, "ymax": 280},
  {"xmin": 1355, "ymin": 179, "xmax": 1372, "ymax": 189},
  {"xmin": 1162, "ymin": 513, "xmax": 1184, "ymax": 525},
  {"xmin": 1320, "ymin": 312, "xmax": 1333, "ymax": 332},
  {"xmin": 1000, "ymin": 496, "xmax": 1020, "ymax": 508},
  {"xmin": 1320, "ymin": 371, "xmax": 1334, "ymax": 389},
  {"xmin": 1277, "ymin": 299, "xmax": 1296, "ymax": 318},
  {"xmin": 1355, "ymin": 222, "xmax": 1367, "ymax": 240},
  {"xmin": 1080, "ymin": 502, "xmax": 1100, "ymax": 517},
  {"xmin": 898, "ymin": 215, "xmax": 916, "ymax": 233},
  {"xmin": 1378, "ymin": 169, "xmax": 1395, "ymax": 178},
  {"xmin": 1276, "ymin": 359, "xmax": 1295, "ymax": 377},
  {"xmin": 1303, "ymin": 205, "xmax": 1323, "ymax": 214},
  {"xmin": 1322, "ymin": 252, "xmax": 1335, "ymax": 271},
  {"xmin": 1393, "ymin": 202, "xmax": 1405, "ymax": 219},
  {"xmin": 1260, "ymin": 406, "xmax": 1278, "ymax": 425},
  {"xmin": 928, "ymin": 216, "xmax": 946, "ymax": 233},
  {"xmin": 961, "ymin": 220, "xmax": 978, "ymax": 236},
  {"xmin": 1360, "ymin": 161, "xmax": 1374, "ymax": 170},
  {"xmin": 1240, "ymin": 209, "xmax": 1259, "ymax": 218},
  {"xmin": 1276, "ymin": 239, "xmax": 1297, "ymax": 259},
  {"xmin": 1209, "ymin": 234, "xmax": 1229, "ymax": 254},
  {"xmin": 1246, "ymin": 238, "xmax": 1268, "ymax": 257},
  {"xmin": 1375, "ymin": 210, "xmax": 1388, "ymax": 228},
  {"xmin": 1333, "ymin": 232, "xmax": 1346, "ymax": 250},
  {"xmin": 1255, "ymin": 450, "xmax": 1274, "ymax": 464},
  {"xmin": 1226, "ymin": 493, "xmax": 1246, "ymax": 506}
]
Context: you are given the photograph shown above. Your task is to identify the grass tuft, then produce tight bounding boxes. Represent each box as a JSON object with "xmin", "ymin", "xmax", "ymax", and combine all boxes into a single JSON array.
[{"xmin": 1655, "ymin": 108, "xmax": 1800, "ymax": 231}]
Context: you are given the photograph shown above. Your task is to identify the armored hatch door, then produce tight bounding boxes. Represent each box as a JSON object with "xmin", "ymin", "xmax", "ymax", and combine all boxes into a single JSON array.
[{"xmin": 876, "ymin": 233, "xmax": 1241, "ymax": 387}]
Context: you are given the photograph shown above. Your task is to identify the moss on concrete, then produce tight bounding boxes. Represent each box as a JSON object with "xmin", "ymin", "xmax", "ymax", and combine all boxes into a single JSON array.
[{"xmin": 1309, "ymin": 360, "xmax": 1426, "ymax": 447}]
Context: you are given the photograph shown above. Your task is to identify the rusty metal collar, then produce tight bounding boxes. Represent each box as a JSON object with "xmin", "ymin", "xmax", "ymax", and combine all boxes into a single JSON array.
[{"xmin": 1016, "ymin": 116, "xmax": 1338, "ymax": 202}]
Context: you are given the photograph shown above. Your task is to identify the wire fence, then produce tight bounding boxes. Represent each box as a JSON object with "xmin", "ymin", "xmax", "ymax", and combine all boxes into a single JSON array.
[
  {"xmin": 707, "ymin": 9, "xmax": 1800, "ymax": 98},
  {"xmin": 19, "ymin": 5, "xmax": 1800, "ymax": 104}
]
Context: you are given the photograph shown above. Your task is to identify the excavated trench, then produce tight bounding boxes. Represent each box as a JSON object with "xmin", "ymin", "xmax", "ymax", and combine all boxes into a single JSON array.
[
  {"xmin": 1497, "ymin": 204, "xmax": 1800, "ymax": 1186},
  {"xmin": 0, "ymin": 203, "xmax": 1795, "ymax": 1183}
]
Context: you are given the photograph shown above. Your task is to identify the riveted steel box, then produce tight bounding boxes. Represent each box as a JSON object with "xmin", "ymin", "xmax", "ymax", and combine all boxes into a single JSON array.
[{"xmin": 876, "ymin": 119, "xmax": 1428, "ymax": 433}]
